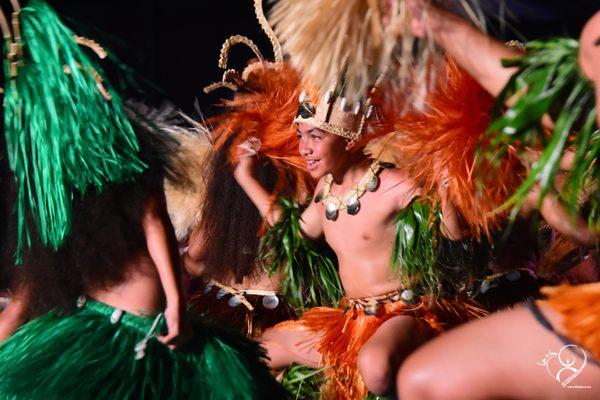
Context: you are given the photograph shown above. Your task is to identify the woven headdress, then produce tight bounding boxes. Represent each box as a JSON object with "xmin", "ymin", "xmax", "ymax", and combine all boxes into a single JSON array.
[
  {"xmin": 268, "ymin": 0, "xmax": 486, "ymax": 105},
  {"xmin": 294, "ymin": 73, "xmax": 378, "ymax": 141}
]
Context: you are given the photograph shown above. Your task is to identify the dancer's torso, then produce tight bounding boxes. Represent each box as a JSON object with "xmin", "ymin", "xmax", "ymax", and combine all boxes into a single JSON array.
[
  {"xmin": 321, "ymin": 168, "xmax": 416, "ymax": 299},
  {"xmin": 89, "ymin": 252, "xmax": 164, "ymax": 316}
]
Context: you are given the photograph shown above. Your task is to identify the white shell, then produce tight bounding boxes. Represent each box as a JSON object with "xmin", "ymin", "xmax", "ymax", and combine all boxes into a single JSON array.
[
  {"xmin": 299, "ymin": 90, "xmax": 307, "ymax": 102},
  {"xmin": 364, "ymin": 304, "xmax": 379, "ymax": 315},
  {"xmin": 216, "ymin": 289, "xmax": 228, "ymax": 299},
  {"xmin": 339, "ymin": 97, "xmax": 347, "ymax": 111},
  {"xmin": 366, "ymin": 105, "xmax": 374, "ymax": 119},
  {"xmin": 76, "ymin": 295, "xmax": 87, "ymax": 308},
  {"xmin": 227, "ymin": 295, "xmax": 243, "ymax": 307},
  {"xmin": 324, "ymin": 90, "xmax": 333, "ymax": 104},
  {"xmin": 262, "ymin": 295, "xmax": 280, "ymax": 310},
  {"xmin": 110, "ymin": 309, "xmax": 123, "ymax": 324},
  {"xmin": 353, "ymin": 101, "xmax": 361, "ymax": 115},
  {"xmin": 203, "ymin": 282, "xmax": 214, "ymax": 294},
  {"xmin": 506, "ymin": 270, "xmax": 521, "ymax": 282},
  {"xmin": 480, "ymin": 280, "xmax": 491, "ymax": 294},
  {"xmin": 325, "ymin": 201, "xmax": 338, "ymax": 214},
  {"xmin": 400, "ymin": 289, "xmax": 415, "ymax": 303}
]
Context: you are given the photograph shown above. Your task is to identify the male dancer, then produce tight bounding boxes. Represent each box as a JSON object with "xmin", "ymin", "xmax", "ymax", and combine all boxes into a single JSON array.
[{"xmin": 235, "ymin": 80, "xmax": 478, "ymax": 398}]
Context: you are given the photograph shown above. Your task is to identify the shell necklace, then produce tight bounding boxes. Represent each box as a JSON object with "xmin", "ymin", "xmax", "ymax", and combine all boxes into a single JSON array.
[{"xmin": 316, "ymin": 160, "xmax": 386, "ymax": 220}]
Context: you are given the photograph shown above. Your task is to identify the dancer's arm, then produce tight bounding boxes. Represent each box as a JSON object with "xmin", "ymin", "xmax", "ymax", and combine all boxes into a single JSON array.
[
  {"xmin": 407, "ymin": 0, "xmax": 519, "ymax": 98},
  {"xmin": 0, "ymin": 294, "xmax": 29, "ymax": 343},
  {"xmin": 234, "ymin": 154, "xmax": 282, "ymax": 226},
  {"xmin": 143, "ymin": 193, "xmax": 191, "ymax": 349},
  {"xmin": 234, "ymin": 154, "xmax": 323, "ymax": 240},
  {"xmin": 522, "ymin": 186, "xmax": 597, "ymax": 246},
  {"xmin": 182, "ymin": 228, "xmax": 206, "ymax": 277}
]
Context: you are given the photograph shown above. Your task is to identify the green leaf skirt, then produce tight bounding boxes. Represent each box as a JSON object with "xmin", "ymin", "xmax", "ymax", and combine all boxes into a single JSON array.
[{"xmin": 0, "ymin": 298, "xmax": 287, "ymax": 399}]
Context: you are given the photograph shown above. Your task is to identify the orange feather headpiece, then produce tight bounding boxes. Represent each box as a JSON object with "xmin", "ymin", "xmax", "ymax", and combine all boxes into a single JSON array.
[
  {"xmin": 366, "ymin": 58, "xmax": 524, "ymax": 239},
  {"xmin": 203, "ymin": 0, "xmax": 314, "ymax": 200},
  {"xmin": 209, "ymin": 62, "xmax": 312, "ymax": 199}
]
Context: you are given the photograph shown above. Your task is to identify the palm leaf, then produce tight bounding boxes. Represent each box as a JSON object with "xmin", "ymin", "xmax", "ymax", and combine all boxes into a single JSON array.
[
  {"xmin": 259, "ymin": 197, "xmax": 343, "ymax": 311},
  {"xmin": 478, "ymin": 38, "xmax": 598, "ymax": 227}
]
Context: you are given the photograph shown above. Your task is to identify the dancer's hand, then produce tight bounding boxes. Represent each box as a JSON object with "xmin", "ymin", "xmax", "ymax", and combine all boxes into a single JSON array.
[
  {"xmin": 406, "ymin": 0, "xmax": 444, "ymax": 38},
  {"xmin": 234, "ymin": 137, "xmax": 261, "ymax": 177},
  {"xmin": 159, "ymin": 301, "xmax": 192, "ymax": 350}
]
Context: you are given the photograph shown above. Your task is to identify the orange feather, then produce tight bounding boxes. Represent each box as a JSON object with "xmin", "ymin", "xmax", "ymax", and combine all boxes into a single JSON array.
[
  {"xmin": 367, "ymin": 59, "xmax": 524, "ymax": 239},
  {"xmin": 542, "ymin": 282, "xmax": 600, "ymax": 361},
  {"xmin": 210, "ymin": 63, "xmax": 313, "ymax": 199}
]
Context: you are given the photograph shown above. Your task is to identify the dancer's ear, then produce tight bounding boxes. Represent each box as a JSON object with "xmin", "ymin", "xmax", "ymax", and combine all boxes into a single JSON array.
[{"xmin": 345, "ymin": 139, "xmax": 357, "ymax": 151}]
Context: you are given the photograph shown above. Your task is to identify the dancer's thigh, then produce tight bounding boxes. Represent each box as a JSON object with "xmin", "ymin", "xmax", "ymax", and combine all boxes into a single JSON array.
[
  {"xmin": 398, "ymin": 305, "xmax": 600, "ymax": 400},
  {"xmin": 259, "ymin": 326, "xmax": 322, "ymax": 370}
]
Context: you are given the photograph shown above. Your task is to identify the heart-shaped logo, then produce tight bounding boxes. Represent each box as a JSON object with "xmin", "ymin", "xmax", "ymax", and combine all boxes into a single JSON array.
[{"xmin": 538, "ymin": 344, "xmax": 587, "ymax": 387}]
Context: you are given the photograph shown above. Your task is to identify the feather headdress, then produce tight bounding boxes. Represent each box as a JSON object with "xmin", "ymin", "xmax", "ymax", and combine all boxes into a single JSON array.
[
  {"xmin": 366, "ymin": 59, "xmax": 524, "ymax": 239},
  {"xmin": 268, "ymin": 0, "xmax": 486, "ymax": 104},
  {"xmin": 211, "ymin": 63, "xmax": 312, "ymax": 199},
  {"xmin": 205, "ymin": 0, "xmax": 313, "ymax": 199}
]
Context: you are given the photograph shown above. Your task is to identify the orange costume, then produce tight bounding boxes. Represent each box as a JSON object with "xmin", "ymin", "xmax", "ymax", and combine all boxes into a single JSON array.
[
  {"xmin": 274, "ymin": 291, "xmax": 485, "ymax": 399},
  {"xmin": 540, "ymin": 281, "xmax": 600, "ymax": 362}
]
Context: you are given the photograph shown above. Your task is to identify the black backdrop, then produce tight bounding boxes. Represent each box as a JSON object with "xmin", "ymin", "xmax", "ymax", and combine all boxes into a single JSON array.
[
  {"xmin": 50, "ymin": 0, "xmax": 275, "ymax": 114},
  {"xmin": 45, "ymin": 0, "xmax": 600, "ymax": 113}
]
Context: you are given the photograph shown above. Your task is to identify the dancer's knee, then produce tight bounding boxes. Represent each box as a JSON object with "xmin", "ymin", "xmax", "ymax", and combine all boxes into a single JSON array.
[
  {"xmin": 397, "ymin": 352, "xmax": 472, "ymax": 400},
  {"xmin": 357, "ymin": 344, "xmax": 395, "ymax": 396}
]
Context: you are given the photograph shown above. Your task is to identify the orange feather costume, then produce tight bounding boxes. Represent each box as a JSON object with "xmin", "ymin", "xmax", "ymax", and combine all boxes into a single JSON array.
[
  {"xmin": 365, "ymin": 59, "xmax": 524, "ymax": 239},
  {"xmin": 541, "ymin": 282, "xmax": 600, "ymax": 361},
  {"xmin": 273, "ymin": 292, "xmax": 486, "ymax": 399}
]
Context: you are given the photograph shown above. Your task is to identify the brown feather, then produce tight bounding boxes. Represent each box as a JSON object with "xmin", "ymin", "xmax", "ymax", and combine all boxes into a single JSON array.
[{"xmin": 164, "ymin": 128, "xmax": 212, "ymax": 241}]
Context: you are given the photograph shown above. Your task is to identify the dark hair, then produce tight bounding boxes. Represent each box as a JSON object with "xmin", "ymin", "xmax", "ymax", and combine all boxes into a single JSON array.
[
  {"xmin": 196, "ymin": 145, "xmax": 278, "ymax": 283},
  {"xmin": 10, "ymin": 172, "xmax": 160, "ymax": 315}
]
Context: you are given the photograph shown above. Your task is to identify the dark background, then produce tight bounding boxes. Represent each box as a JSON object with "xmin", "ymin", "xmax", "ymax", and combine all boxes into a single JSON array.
[
  {"xmin": 49, "ymin": 0, "xmax": 279, "ymax": 114},
  {"xmin": 45, "ymin": 0, "xmax": 600, "ymax": 113}
]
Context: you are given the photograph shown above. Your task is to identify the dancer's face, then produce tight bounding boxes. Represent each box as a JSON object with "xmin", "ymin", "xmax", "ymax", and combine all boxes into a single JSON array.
[
  {"xmin": 579, "ymin": 11, "xmax": 600, "ymax": 126},
  {"xmin": 297, "ymin": 123, "xmax": 350, "ymax": 179}
]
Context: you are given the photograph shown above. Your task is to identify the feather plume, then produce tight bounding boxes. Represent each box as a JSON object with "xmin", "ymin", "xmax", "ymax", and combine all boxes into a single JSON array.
[
  {"xmin": 162, "ymin": 114, "xmax": 212, "ymax": 242},
  {"xmin": 269, "ymin": 0, "xmax": 485, "ymax": 103},
  {"xmin": 542, "ymin": 282, "xmax": 600, "ymax": 361},
  {"xmin": 211, "ymin": 63, "xmax": 313, "ymax": 199},
  {"xmin": 366, "ymin": 59, "xmax": 524, "ymax": 239}
]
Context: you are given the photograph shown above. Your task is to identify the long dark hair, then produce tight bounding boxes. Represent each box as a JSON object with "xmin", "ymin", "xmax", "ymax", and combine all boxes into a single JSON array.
[
  {"xmin": 9, "ymin": 172, "xmax": 161, "ymax": 315},
  {"xmin": 196, "ymin": 144, "xmax": 278, "ymax": 283}
]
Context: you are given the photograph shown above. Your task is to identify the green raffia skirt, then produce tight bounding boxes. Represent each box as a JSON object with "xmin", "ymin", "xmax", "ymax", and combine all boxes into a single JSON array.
[{"xmin": 0, "ymin": 297, "xmax": 287, "ymax": 399}]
